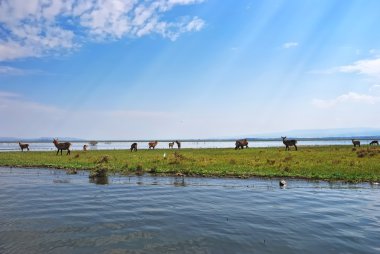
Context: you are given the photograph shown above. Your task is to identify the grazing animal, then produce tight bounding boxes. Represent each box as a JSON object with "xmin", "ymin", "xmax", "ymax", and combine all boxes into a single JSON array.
[
  {"xmin": 235, "ymin": 139, "xmax": 249, "ymax": 150},
  {"xmin": 131, "ymin": 142, "xmax": 138, "ymax": 152},
  {"xmin": 370, "ymin": 140, "xmax": 379, "ymax": 146},
  {"xmin": 83, "ymin": 145, "xmax": 88, "ymax": 151},
  {"xmin": 19, "ymin": 142, "xmax": 30, "ymax": 151},
  {"xmin": 149, "ymin": 141, "xmax": 158, "ymax": 149},
  {"xmin": 352, "ymin": 139, "xmax": 361, "ymax": 147},
  {"xmin": 281, "ymin": 137, "xmax": 298, "ymax": 151},
  {"xmin": 175, "ymin": 140, "xmax": 181, "ymax": 149},
  {"xmin": 53, "ymin": 139, "xmax": 71, "ymax": 155},
  {"xmin": 169, "ymin": 142, "xmax": 175, "ymax": 149}
]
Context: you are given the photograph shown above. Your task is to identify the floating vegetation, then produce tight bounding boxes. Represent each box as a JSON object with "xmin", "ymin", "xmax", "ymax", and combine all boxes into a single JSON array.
[
  {"xmin": 66, "ymin": 168, "xmax": 77, "ymax": 175},
  {"xmin": 89, "ymin": 175, "xmax": 109, "ymax": 185},
  {"xmin": 149, "ymin": 167, "xmax": 157, "ymax": 173},
  {"xmin": 89, "ymin": 168, "xmax": 107, "ymax": 178}
]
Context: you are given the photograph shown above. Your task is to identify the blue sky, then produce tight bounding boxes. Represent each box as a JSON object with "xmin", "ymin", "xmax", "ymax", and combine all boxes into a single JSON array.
[{"xmin": 1, "ymin": 0, "xmax": 380, "ymax": 139}]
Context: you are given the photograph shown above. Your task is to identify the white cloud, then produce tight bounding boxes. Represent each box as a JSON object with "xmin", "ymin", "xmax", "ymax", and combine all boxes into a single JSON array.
[
  {"xmin": 282, "ymin": 42, "xmax": 298, "ymax": 49},
  {"xmin": 151, "ymin": 16, "xmax": 204, "ymax": 41},
  {"xmin": 370, "ymin": 84, "xmax": 380, "ymax": 93},
  {"xmin": 184, "ymin": 16, "xmax": 204, "ymax": 31},
  {"xmin": 311, "ymin": 56, "xmax": 380, "ymax": 81},
  {"xmin": 311, "ymin": 57, "xmax": 380, "ymax": 110},
  {"xmin": 0, "ymin": 42, "xmax": 37, "ymax": 61},
  {"xmin": 0, "ymin": 0, "xmax": 205, "ymax": 61},
  {"xmin": 312, "ymin": 92, "xmax": 380, "ymax": 109},
  {"xmin": 369, "ymin": 49, "xmax": 380, "ymax": 56},
  {"xmin": 337, "ymin": 57, "xmax": 380, "ymax": 78},
  {"xmin": 0, "ymin": 65, "xmax": 42, "ymax": 75},
  {"xmin": 0, "ymin": 66, "xmax": 24, "ymax": 75}
]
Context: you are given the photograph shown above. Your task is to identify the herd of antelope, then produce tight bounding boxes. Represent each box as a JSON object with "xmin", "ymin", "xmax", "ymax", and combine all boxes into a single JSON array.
[
  {"xmin": 17, "ymin": 139, "xmax": 182, "ymax": 155},
  {"xmin": 16, "ymin": 137, "xmax": 379, "ymax": 154}
]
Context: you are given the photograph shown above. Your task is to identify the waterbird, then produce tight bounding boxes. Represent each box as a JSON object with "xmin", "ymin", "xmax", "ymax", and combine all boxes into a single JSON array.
[{"xmin": 279, "ymin": 179, "xmax": 287, "ymax": 187}]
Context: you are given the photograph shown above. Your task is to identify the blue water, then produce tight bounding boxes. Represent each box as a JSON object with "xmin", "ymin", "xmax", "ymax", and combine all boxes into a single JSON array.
[{"xmin": 0, "ymin": 167, "xmax": 379, "ymax": 253}]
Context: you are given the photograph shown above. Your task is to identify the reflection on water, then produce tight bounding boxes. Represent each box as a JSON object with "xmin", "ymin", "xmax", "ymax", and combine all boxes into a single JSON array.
[
  {"xmin": 173, "ymin": 176, "xmax": 186, "ymax": 187},
  {"xmin": 89, "ymin": 176, "xmax": 109, "ymax": 185},
  {"xmin": 0, "ymin": 167, "xmax": 380, "ymax": 254},
  {"xmin": 0, "ymin": 140, "xmax": 362, "ymax": 151}
]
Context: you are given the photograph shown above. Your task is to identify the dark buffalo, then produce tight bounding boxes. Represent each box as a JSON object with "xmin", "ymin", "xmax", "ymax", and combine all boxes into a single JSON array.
[
  {"xmin": 131, "ymin": 143, "xmax": 138, "ymax": 152},
  {"xmin": 352, "ymin": 139, "xmax": 360, "ymax": 147},
  {"xmin": 235, "ymin": 139, "xmax": 249, "ymax": 150}
]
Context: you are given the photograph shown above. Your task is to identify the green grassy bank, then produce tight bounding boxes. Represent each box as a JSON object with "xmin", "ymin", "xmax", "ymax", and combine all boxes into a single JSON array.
[{"xmin": 1, "ymin": 146, "xmax": 380, "ymax": 182}]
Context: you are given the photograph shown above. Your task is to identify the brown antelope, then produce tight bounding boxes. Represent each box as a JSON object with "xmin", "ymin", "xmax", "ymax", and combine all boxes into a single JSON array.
[
  {"xmin": 169, "ymin": 142, "xmax": 175, "ymax": 149},
  {"xmin": 83, "ymin": 144, "xmax": 88, "ymax": 151},
  {"xmin": 149, "ymin": 141, "xmax": 158, "ymax": 149},
  {"xmin": 131, "ymin": 142, "xmax": 138, "ymax": 152},
  {"xmin": 281, "ymin": 137, "xmax": 298, "ymax": 151},
  {"xmin": 19, "ymin": 142, "xmax": 30, "ymax": 151},
  {"xmin": 235, "ymin": 139, "xmax": 248, "ymax": 150},
  {"xmin": 175, "ymin": 140, "xmax": 181, "ymax": 149},
  {"xmin": 370, "ymin": 140, "xmax": 379, "ymax": 146},
  {"xmin": 53, "ymin": 139, "xmax": 71, "ymax": 155},
  {"xmin": 352, "ymin": 139, "xmax": 360, "ymax": 147}
]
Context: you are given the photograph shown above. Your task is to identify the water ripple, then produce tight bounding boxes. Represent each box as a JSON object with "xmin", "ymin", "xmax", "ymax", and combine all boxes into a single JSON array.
[{"xmin": 1, "ymin": 167, "xmax": 380, "ymax": 253}]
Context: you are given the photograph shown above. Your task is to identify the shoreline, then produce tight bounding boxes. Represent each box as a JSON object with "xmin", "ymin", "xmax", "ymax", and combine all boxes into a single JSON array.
[
  {"xmin": 1, "ymin": 146, "xmax": 379, "ymax": 183},
  {"xmin": 0, "ymin": 165, "xmax": 380, "ymax": 187},
  {"xmin": 2, "ymin": 165, "xmax": 380, "ymax": 185}
]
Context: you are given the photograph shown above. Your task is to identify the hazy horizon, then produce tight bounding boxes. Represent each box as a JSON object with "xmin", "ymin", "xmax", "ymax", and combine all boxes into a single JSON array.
[
  {"xmin": 1, "ymin": 127, "xmax": 380, "ymax": 141},
  {"xmin": 1, "ymin": 0, "xmax": 380, "ymax": 139}
]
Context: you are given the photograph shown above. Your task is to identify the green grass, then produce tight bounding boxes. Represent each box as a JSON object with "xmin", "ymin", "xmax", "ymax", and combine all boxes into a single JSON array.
[{"xmin": 1, "ymin": 146, "xmax": 380, "ymax": 182}]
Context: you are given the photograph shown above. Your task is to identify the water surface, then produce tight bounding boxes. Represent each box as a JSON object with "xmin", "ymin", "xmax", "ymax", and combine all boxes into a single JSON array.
[{"xmin": 0, "ymin": 167, "xmax": 379, "ymax": 253}]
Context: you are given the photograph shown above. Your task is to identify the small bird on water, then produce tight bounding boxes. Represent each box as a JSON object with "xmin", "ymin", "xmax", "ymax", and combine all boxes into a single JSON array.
[{"xmin": 279, "ymin": 179, "xmax": 287, "ymax": 187}]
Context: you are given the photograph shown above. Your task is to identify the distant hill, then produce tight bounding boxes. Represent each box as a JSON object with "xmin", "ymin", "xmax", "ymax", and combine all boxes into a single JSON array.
[
  {"xmin": 249, "ymin": 128, "xmax": 380, "ymax": 139},
  {"xmin": 219, "ymin": 128, "xmax": 380, "ymax": 140},
  {"xmin": 1, "ymin": 128, "xmax": 380, "ymax": 142}
]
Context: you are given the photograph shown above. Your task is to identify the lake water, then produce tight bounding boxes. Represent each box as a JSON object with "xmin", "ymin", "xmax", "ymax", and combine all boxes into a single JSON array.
[
  {"xmin": 0, "ymin": 140, "xmax": 364, "ymax": 152},
  {"xmin": 0, "ymin": 167, "xmax": 379, "ymax": 253}
]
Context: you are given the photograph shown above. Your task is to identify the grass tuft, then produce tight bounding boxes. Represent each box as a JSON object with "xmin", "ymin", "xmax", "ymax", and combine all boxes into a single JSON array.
[
  {"xmin": 97, "ymin": 155, "xmax": 110, "ymax": 164},
  {"xmin": 89, "ymin": 168, "xmax": 107, "ymax": 178}
]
